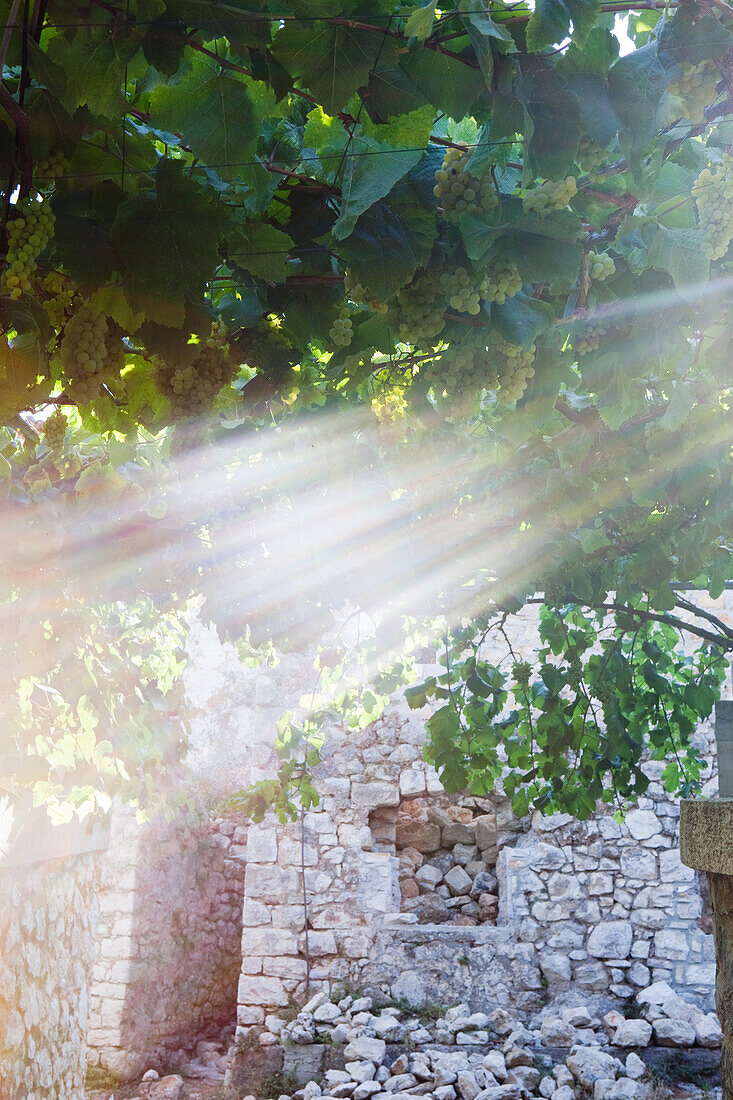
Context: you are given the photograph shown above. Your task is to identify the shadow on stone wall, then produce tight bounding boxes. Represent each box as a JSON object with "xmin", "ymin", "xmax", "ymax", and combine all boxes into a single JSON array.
[{"xmin": 87, "ymin": 810, "xmax": 248, "ymax": 1080}]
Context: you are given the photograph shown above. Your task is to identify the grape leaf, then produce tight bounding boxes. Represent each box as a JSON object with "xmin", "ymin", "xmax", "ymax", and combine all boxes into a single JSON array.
[
  {"xmin": 273, "ymin": 22, "xmax": 395, "ymax": 114},
  {"xmin": 333, "ymin": 136, "xmax": 424, "ymax": 240},
  {"xmin": 526, "ymin": 0, "xmax": 600, "ymax": 53},
  {"xmin": 110, "ymin": 161, "xmax": 232, "ymax": 326},
  {"xmin": 647, "ymin": 225, "xmax": 710, "ymax": 299},
  {"xmin": 404, "ymin": 1, "xmax": 438, "ymax": 41},
  {"xmin": 150, "ymin": 58, "xmax": 261, "ymax": 178},
  {"xmin": 400, "ymin": 46, "xmax": 484, "ymax": 120},
  {"xmin": 334, "ymin": 193, "xmax": 436, "ymax": 300},
  {"xmin": 229, "ymin": 222, "xmax": 294, "ymax": 282}
]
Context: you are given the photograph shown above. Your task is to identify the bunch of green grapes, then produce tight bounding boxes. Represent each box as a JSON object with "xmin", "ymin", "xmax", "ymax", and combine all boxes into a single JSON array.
[
  {"xmin": 479, "ymin": 259, "xmax": 522, "ymax": 304},
  {"xmin": 494, "ymin": 336, "xmax": 536, "ymax": 402},
  {"xmin": 40, "ymin": 272, "xmax": 76, "ymax": 331},
  {"xmin": 329, "ymin": 312, "xmax": 353, "ymax": 348},
  {"xmin": 237, "ymin": 316, "xmax": 288, "ymax": 365},
  {"xmin": 523, "ymin": 177, "xmax": 577, "ymax": 216},
  {"xmin": 439, "ymin": 267, "xmax": 481, "ymax": 315},
  {"xmin": 43, "ymin": 409, "xmax": 67, "ymax": 450},
  {"xmin": 34, "ymin": 150, "xmax": 69, "ymax": 187},
  {"xmin": 587, "ymin": 250, "xmax": 616, "ymax": 281},
  {"xmin": 390, "ymin": 271, "xmax": 446, "ymax": 347},
  {"xmin": 441, "ymin": 339, "xmax": 498, "ymax": 396},
  {"xmin": 692, "ymin": 154, "xmax": 733, "ymax": 259},
  {"xmin": 670, "ymin": 60, "xmax": 719, "ymax": 123},
  {"xmin": 155, "ymin": 323, "xmax": 233, "ymax": 420},
  {"xmin": 572, "ymin": 318, "xmax": 610, "ymax": 357},
  {"xmin": 60, "ymin": 303, "xmax": 110, "ymax": 402},
  {"xmin": 1, "ymin": 196, "xmax": 55, "ymax": 299},
  {"xmin": 60, "ymin": 306, "xmax": 126, "ymax": 404},
  {"xmin": 576, "ymin": 136, "xmax": 606, "ymax": 175},
  {"xmin": 433, "ymin": 146, "xmax": 498, "ymax": 224},
  {"xmin": 344, "ymin": 272, "xmax": 387, "ymax": 314}
]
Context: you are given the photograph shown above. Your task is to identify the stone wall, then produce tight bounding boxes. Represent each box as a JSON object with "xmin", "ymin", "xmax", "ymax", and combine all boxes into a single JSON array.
[
  {"xmin": 86, "ymin": 809, "xmax": 247, "ymax": 1079},
  {"xmin": 234, "ymin": 622, "xmax": 725, "ymax": 1032},
  {"xmin": 0, "ymin": 850, "xmax": 97, "ymax": 1100}
]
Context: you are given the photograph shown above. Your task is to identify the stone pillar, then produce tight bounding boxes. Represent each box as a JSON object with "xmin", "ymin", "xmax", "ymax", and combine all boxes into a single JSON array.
[{"xmin": 680, "ymin": 798, "xmax": 733, "ymax": 1099}]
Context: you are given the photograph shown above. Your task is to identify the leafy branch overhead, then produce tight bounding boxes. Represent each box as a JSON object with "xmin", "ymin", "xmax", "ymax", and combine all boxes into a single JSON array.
[{"xmin": 2, "ymin": 0, "xmax": 733, "ymax": 818}]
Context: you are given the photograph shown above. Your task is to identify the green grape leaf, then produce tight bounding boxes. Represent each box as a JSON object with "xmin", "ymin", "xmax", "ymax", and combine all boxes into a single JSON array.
[
  {"xmin": 273, "ymin": 22, "xmax": 395, "ymax": 114},
  {"xmin": 47, "ymin": 28, "xmax": 139, "ymax": 118},
  {"xmin": 229, "ymin": 221, "xmax": 294, "ymax": 281},
  {"xmin": 658, "ymin": 12, "xmax": 733, "ymax": 68},
  {"xmin": 647, "ymin": 225, "xmax": 710, "ymax": 298},
  {"xmin": 110, "ymin": 160, "xmax": 232, "ymax": 326},
  {"xmin": 333, "ymin": 136, "xmax": 424, "ymax": 240},
  {"xmin": 400, "ymin": 46, "xmax": 484, "ymax": 120},
  {"xmin": 404, "ymin": 1, "xmax": 438, "ymax": 41},
  {"xmin": 334, "ymin": 192, "xmax": 436, "ymax": 301},
  {"xmin": 526, "ymin": 0, "xmax": 600, "ymax": 53},
  {"xmin": 492, "ymin": 292, "xmax": 555, "ymax": 348},
  {"xmin": 609, "ymin": 42, "xmax": 669, "ymax": 164},
  {"xmin": 150, "ymin": 58, "xmax": 262, "ymax": 178}
]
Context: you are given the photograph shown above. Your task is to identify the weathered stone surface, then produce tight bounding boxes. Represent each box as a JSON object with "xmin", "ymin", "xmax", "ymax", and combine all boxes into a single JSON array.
[
  {"xmin": 445, "ymin": 867, "xmax": 472, "ymax": 897},
  {"xmin": 695, "ymin": 1013, "xmax": 723, "ymax": 1048},
  {"xmin": 587, "ymin": 921, "xmax": 633, "ymax": 959},
  {"xmin": 143, "ymin": 1076, "xmax": 185, "ymax": 1100},
  {"xmin": 541, "ymin": 1018, "xmax": 577, "ymax": 1045},
  {"xmin": 566, "ymin": 1047, "xmax": 620, "ymax": 1088},
  {"xmin": 443, "ymin": 823, "xmax": 476, "ymax": 847},
  {"xmin": 396, "ymin": 821, "xmax": 442, "ymax": 853},
  {"xmin": 612, "ymin": 1019, "xmax": 652, "ymax": 1047},
  {"xmin": 624, "ymin": 811, "xmax": 661, "ymax": 841},
  {"xmin": 344, "ymin": 1037, "xmax": 387, "ymax": 1064},
  {"xmin": 652, "ymin": 1018, "xmax": 696, "ymax": 1046}
]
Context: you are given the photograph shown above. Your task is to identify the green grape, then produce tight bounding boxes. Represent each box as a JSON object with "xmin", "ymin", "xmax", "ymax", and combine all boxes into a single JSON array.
[
  {"xmin": 60, "ymin": 303, "xmax": 109, "ymax": 401},
  {"xmin": 420, "ymin": 336, "xmax": 498, "ymax": 417},
  {"xmin": 439, "ymin": 267, "xmax": 481, "ymax": 316},
  {"xmin": 479, "ymin": 260, "xmax": 522, "ymax": 304},
  {"xmin": 34, "ymin": 150, "xmax": 69, "ymax": 188},
  {"xmin": 670, "ymin": 60, "xmax": 719, "ymax": 124},
  {"xmin": 344, "ymin": 272, "xmax": 387, "ymax": 314},
  {"xmin": 40, "ymin": 272, "xmax": 75, "ymax": 332},
  {"xmin": 433, "ymin": 146, "xmax": 498, "ymax": 224},
  {"xmin": 391, "ymin": 270, "xmax": 446, "ymax": 348},
  {"xmin": 493, "ymin": 335, "xmax": 536, "ymax": 402},
  {"xmin": 1, "ymin": 196, "xmax": 55, "ymax": 300},
  {"xmin": 329, "ymin": 314, "xmax": 353, "ymax": 348},
  {"xmin": 154, "ymin": 323, "xmax": 233, "ymax": 420},
  {"xmin": 576, "ymin": 136, "xmax": 607, "ymax": 174},
  {"xmin": 43, "ymin": 409, "xmax": 67, "ymax": 450},
  {"xmin": 587, "ymin": 250, "xmax": 616, "ymax": 281},
  {"xmin": 692, "ymin": 154, "xmax": 733, "ymax": 260},
  {"xmin": 523, "ymin": 177, "xmax": 577, "ymax": 217}
]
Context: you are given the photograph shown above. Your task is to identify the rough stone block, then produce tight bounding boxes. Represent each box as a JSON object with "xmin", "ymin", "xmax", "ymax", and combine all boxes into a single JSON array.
[
  {"xmin": 246, "ymin": 826, "xmax": 278, "ymax": 863},
  {"xmin": 237, "ymin": 975, "xmax": 288, "ymax": 1007},
  {"xmin": 352, "ymin": 783, "xmax": 400, "ymax": 811},
  {"xmin": 242, "ymin": 928, "xmax": 300, "ymax": 956},
  {"xmin": 245, "ymin": 864, "xmax": 300, "ymax": 903},
  {"xmin": 587, "ymin": 921, "xmax": 633, "ymax": 959}
]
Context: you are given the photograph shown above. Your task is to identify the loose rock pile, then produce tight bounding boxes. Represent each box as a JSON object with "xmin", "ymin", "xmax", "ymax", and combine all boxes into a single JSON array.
[
  {"xmin": 249, "ymin": 983, "xmax": 721, "ymax": 1100},
  {"xmin": 393, "ymin": 800, "xmax": 523, "ymax": 925},
  {"xmin": 126, "ymin": 981, "xmax": 723, "ymax": 1100}
]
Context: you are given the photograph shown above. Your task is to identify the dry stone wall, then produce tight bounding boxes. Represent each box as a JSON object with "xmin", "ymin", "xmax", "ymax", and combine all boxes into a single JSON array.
[
  {"xmin": 87, "ymin": 597, "xmax": 732, "ymax": 1071},
  {"xmin": 86, "ymin": 809, "xmax": 247, "ymax": 1079},
  {"xmin": 0, "ymin": 851, "xmax": 97, "ymax": 1100},
  {"xmin": 235, "ymin": 701, "xmax": 719, "ymax": 1035}
]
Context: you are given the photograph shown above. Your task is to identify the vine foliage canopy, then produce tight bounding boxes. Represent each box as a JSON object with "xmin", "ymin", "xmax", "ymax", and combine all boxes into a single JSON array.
[{"xmin": 2, "ymin": 0, "xmax": 733, "ymax": 821}]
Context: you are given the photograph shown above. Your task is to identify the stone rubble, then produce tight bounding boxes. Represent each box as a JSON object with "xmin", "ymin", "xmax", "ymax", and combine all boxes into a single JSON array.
[{"xmin": 217, "ymin": 981, "xmax": 723, "ymax": 1100}]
